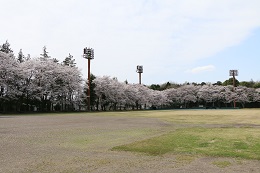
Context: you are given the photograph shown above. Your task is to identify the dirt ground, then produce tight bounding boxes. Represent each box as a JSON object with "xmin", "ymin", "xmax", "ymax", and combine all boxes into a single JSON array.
[{"xmin": 0, "ymin": 114, "xmax": 259, "ymax": 173}]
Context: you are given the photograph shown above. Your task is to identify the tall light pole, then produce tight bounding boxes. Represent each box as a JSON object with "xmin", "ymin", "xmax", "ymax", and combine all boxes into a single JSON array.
[
  {"xmin": 136, "ymin": 65, "xmax": 143, "ymax": 84},
  {"xmin": 229, "ymin": 70, "xmax": 238, "ymax": 108},
  {"xmin": 83, "ymin": 47, "xmax": 94, "ymax": 111}
]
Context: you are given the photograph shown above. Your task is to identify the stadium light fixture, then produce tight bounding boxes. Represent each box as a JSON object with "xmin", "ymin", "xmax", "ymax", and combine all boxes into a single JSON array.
[
  {"xmin": 136, "ymin": 65, "xmax": 143, "ymax": 84},
  {"xmin": 229, "ymin": 70, "xmax": 238, "ymax": 108}
]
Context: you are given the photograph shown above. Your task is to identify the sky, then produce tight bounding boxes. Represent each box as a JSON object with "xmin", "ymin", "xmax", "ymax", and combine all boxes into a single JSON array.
[{"xmin": 1, "ymin": 0, "xmax": 260, "ymax": 85}]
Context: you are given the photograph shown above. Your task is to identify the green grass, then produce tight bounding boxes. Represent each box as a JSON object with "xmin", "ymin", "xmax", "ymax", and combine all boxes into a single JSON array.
[
  {"xmin": 113, "ymin": 127, "xmax": 260, "ymax": 160},
  {"xmin": 3, "ymin": 109, "xmax": 260, "ymax": 125},
  {"xmin": 3, "ymin": 109, "xmax": 260, "ymax": 161},
  {"xmin": 212, "ymin": 160, "xmax": 232, "ymax": 168},
  {"xmin": 68, "ymin": 109, "xmax": 260, "ymax": 125},
  {"xmin": 123, "ymin": 109, "xmax": 260, "ymax": 125}
]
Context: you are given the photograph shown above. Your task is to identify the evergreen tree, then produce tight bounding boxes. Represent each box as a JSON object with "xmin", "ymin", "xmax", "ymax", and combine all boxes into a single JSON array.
[
  {"xmin": 83, "ymin": 73, "xmax": 97, "ymax": 110},
  {"xmin": 40, "ymin": 46, "xmax": 50, "ymax": 60},
  {"xmin": 0, "ymin": 40, "xmax": 13, "ymax": 54},
  {"xmin": 63, "ymin": 53, "xmax": 76, "ymax": 67},
  {"xmin": 253, "ymin": 82, "xmax": 260, "ymax": 88},
  {"xmin": 17, "ymin": 49, "xmax": 25, "ymax": 63},
  {"xmin": 222, "ymin": 78, "xmax": 239, "ymax": 87},
  {"xmin": 149, "ymin": 84, "xmax": 161, "ymax": 90},
  {"xmin": 53, "ymin": 58, "xmax": 59, "ymax": 63}
]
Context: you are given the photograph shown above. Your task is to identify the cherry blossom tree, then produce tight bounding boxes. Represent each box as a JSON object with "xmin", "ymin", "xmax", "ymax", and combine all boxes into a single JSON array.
[
  {"xmin": 164, "ymin": 88, "xmax": 178, "ymax": 107},
  {"xmin": 149, "ymin": 90, "xmax": 169, "ymax": 108},
  {"xmin": 197, "ymin": 85, "xmax": 223, "ymax": 107},
  {"xmin": 93, "ymin": 76, "xmax": 114, "ymax": 110},
  {"xmin": 0, "ymin": 52, "xmax": 20, "ymax": 111},
  {"xmin": 123, "ymin": 83, "xmax": 138, "ymax": 109},
  {"xmin": 17, "ymin": 57, "xmax": 83, "ymax": 111},
  {"xmin": 221, "ymin": 86, "xmax": 237, "ymax": 107},
  {"xmin": 176, "ymin": 85, "xmax": 198, "ymax": 108},
  {"xmin": 235, "ymin": 86, "xmax": 255, "ymax": 108},
  {"xmin": 253, "ymin": 88, "xmax": 260, "ymax": 103}
]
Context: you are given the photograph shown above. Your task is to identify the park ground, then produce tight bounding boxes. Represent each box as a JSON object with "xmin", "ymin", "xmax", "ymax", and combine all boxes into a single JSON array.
[{"xmin": 0, "ymin": 109, "xmax": 260, "ymax": 173}]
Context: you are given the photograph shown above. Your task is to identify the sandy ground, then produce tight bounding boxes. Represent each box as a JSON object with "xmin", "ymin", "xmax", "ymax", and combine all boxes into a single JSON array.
[{"xmin": 0, "ymin": 114, "xmax": 259, "ymax": 173}]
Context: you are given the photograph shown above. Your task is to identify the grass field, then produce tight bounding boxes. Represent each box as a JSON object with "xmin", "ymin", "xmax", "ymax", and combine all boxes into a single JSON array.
[
  {"xmin": 111, "ymin": 109, "xmax": 260, "ymax": 159},
  {"xmin": 0, "ymin": 109, "xmax": 260, "ymax": 172},
  {"xmin": 106, "ymin": 109, "xmax": 260, "ymax": 125},
  {"xmin": 113, "ymin": 127, "xmax": 260, "ymax": 159}
]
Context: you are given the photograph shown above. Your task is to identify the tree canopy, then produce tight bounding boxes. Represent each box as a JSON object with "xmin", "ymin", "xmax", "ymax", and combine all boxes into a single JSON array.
[{"xmin": 1, "ymin": 40, "xmax": 260, "ymax": 112}]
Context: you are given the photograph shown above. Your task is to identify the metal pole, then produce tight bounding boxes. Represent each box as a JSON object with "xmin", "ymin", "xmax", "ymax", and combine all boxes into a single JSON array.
[
  {"xmin": 229, "ymin": 70, "xmax": 238, "ymax": 108},
  {"xmin": 139, "ymin": 73, "xmax": 141, "ymax": 84},
  {"xmin": 83, "ymin": 47, "xmax": 94, "ymax": 111},
  {"xmin": 88, "ymin": 58, "xmax": 91, "ymax": 111},
  {"xmin": 233, "ymin": 72, "xmax": 236, "ymax": 108}
]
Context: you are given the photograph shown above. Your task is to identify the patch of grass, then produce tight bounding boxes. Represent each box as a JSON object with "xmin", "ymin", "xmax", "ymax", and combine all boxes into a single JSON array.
[
  {"xmin": 233, "ymin": 141, "xmax": 248, "ymax": 149},
  {"xmin": 79, "ymin": 109, "xmax": 260, "ymax": 125},
  {"xmin": 175, "ymin": 154, "xmax": 196, "ymax": 164},
  {"xmin": 113, "ymin": 128, "xmax": 260, "ymax": 160},
  {"xmin": 5, "ymin": 109, "xmax": 260, "ymax": 125},
  {"xmin": 38, "ymin": 128, "xmax": 161, "ymax": 151},
  {"xmin": 212, "ymin": 160, "xmax": 232, "ymax": 168},
  {"xmin": 135, "ymin": 109, "xmax": 260, "ymax": 125}
]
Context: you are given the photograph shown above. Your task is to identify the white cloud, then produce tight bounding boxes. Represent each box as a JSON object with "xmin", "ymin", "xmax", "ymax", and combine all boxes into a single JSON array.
[
  {"xmin": 1, "ymin": 0, "xmax": 260, "ymax": 84},
  {"xmin": 186, "ymin": 65, "xmax": 216, "ymax": 74}
]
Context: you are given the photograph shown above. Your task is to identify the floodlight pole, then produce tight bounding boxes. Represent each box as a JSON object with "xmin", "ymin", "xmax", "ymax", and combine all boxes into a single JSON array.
[
  {"xmin": 88, "ymin": 58, "xmax": 91, "ymax": 111},
  {"xmin": 136, "ymin": 65, "xmax": 143, "ymax": 84},
  {"xmin": 232, "ymin": 72, "xmax": 236, "ymax": 108},
  {"xmin": 139, "ymin": 73, "xmax": 142, "ymax": 85},
  {"xmin": 83, "ymin": 47, "xmax": 94, "ymax": 111},
  {"xmin": 229, "ymin": 70, "xmax": 238, "ymax": 108}
]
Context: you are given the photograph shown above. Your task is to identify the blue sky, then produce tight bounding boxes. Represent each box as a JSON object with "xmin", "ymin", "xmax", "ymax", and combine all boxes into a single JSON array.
[
  {"xmin": 1, "ymin": 0, "xmax": 260, "ymax": 85},
  {"xmin": 182, "ymin": 28, "xmax": 260, "ymax": 84}
]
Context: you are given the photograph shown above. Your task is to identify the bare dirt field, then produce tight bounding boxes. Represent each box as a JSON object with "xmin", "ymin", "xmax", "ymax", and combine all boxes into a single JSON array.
[{"xmin": 0, "ymin": 111, "xmax": 260, "ymax": 173}]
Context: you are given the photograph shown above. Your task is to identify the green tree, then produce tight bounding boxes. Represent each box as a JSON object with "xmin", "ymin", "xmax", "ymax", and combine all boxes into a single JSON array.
[
  {"xmin": 40, "ymin": 46, "xmax": 50, "ymax": 60},
  {"xmin": 150, "ymin": 84, "xmax": 161, "ymax": 90},
  {"xmin": 239, "ymin": 80, "xmax": 255, "ymax": 88},
  {"xmin": 222, "ymin": 78, "xmax": 239, "ymax": 87},
  {"xmin": 0, "ymin": 40, "xmax": 13, "ymax": 54},
  {"xmin": 200, "ymin": 82, "xmax": 207, "ymax": 86},
  {"xmin": 253, "ymin": 82, "xmax": 260, "ymax": 88},
  {"xmin": 160, "ymin": 82, "xmax": 172, "ymax": 90},
  {"xmin": 53, "ymin": 58, "xmax": 59, "ymax": 63},
  {"xmin": 17, "ymin": 49, "xmax": 25, "ymax": 63},
  {"xmin": 63, "ymin": 53, "xmax": 76, "ymax": 67},
  {"xmin": 213, "ymin": 81, "xmax": 222, "ymax": 86},
  {"xmin": 83, "ymin": 74, "xmax": 97, "ymax": 110}
]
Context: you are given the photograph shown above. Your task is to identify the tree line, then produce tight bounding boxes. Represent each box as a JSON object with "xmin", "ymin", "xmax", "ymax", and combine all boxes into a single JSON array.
[
  {"xmin": 1, "ymin": 41, "xmax": 260, "ymax": 112},
  {"xmin": 0, "ymin": 41, "xmax": 83, "ymax": 112},
  {"xmin": 91, "ymin": 76, "xmax": 260, "ymax": 110}
]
